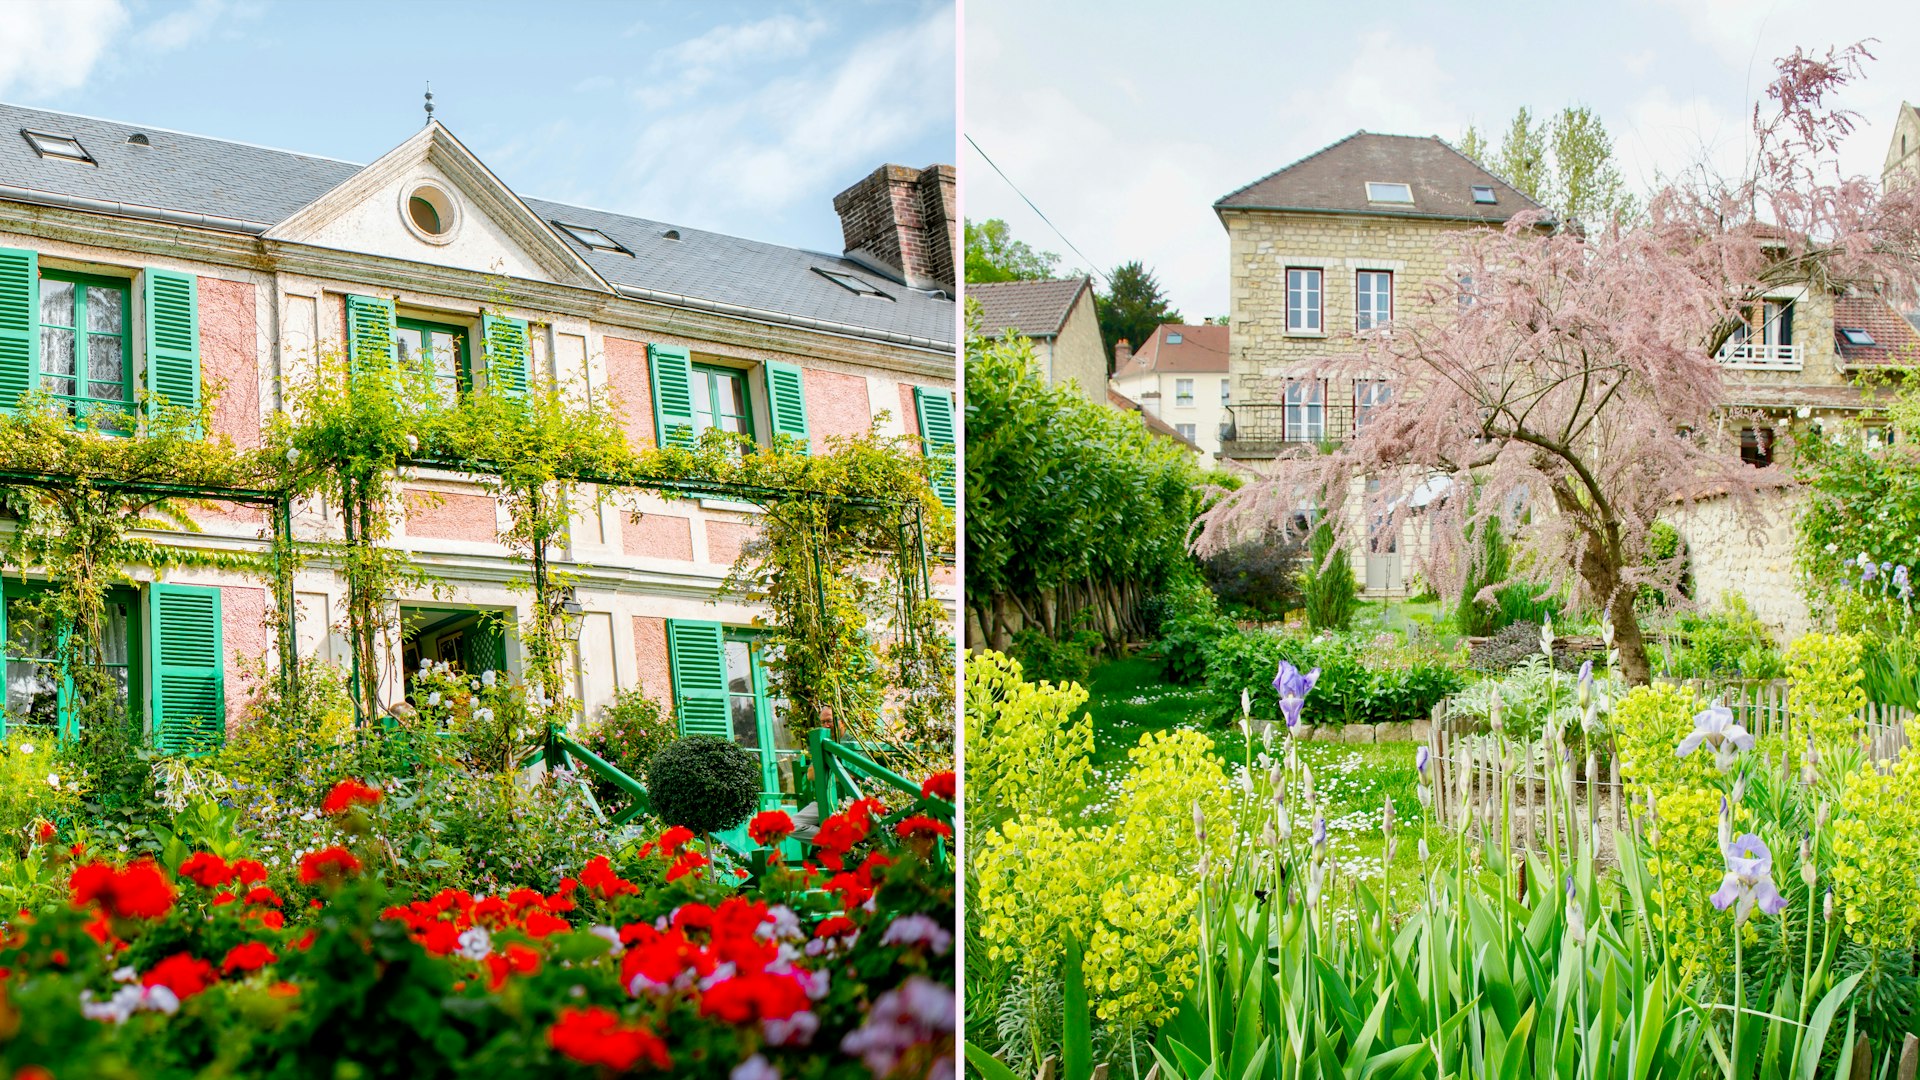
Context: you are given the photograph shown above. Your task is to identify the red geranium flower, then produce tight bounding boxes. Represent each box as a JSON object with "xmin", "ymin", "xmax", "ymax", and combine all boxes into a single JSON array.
[
  {"xmin": 220, "ymin": 941, "xmax": 277, "ymax": 975},
  {"xmin": 243, "ymin": 886, "xmax": 284, "ymax": 908},
  {"xmin": 179, "ymin": 852, "xmax": 234, "ymax": 889},
  {"xmin": 748, "ymin": 810, "xmax": 795, "ymax": 846},
  {"xmin": 321, "ymin": 779, "xmax": 383, "ymax": 815},
  {"xmin": 657, "ymin": 826, "xmax": 695, "ymax": 856},
  {"xmin": 231, "ymin": 859, "xmax": 269, "ymax": 885},
  {"xmin": 811, "ymin": 808, "xmax": 873, "ymax": 872},
  {"xmin": 664, "ymin": 851, "xmax": 709, "ymax": 883},
  {"xmin": 142, "ymin": 952, "xmax": 217, "ymax": 999},
  {"xmin": 71, "ymin": 860, "xmax": 177, "ymax": 920},
  {"xmin": 298, "ymin": 846, "xmax": 362, "ymax": 886},
  {"xmin": 523, "ymin": 911, "xmax": 570, "ymax": 939},
  {"xmin": 32, "ymin": 820, "xmax": 55, "ymax": 845},
  {"xmin": 699, "ymin": 970, "xmax": 812, "ymax": 1024},
  {"xmin": 815, "ymin": 915, "xmax": 858, "ymax": 939},
  {"xmin": 547, "ymin": 1006, "xmax": 672, "ymax": 1072},
  {"xmin": 893, "ymin": 815, "xmax": 954, "ymax": 842},
  {"xmin": 485, "ymin": 942, "xmax": 542, "ymax": 991},
  {"xmin": 921, "ymin": 771, "xmax": 956, "ymax": 801},
  {"xmin": 578, "ymin": 855, "xmax": 638, "ymax": 900}
]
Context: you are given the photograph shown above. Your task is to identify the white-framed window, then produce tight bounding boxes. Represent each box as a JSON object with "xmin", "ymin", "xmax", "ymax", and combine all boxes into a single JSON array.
[
  {"xmin": 1366, "ymin": 182, "xmax": 1414, "ymax": 203},
  {"xmin": 1175, "ymin": 378, "xmax": 1194, "ymax": 406},
  {"xmin": 1356, "ymin": 271, "xmax": 1393, "ymax": 331},
  {"xmin": 1457, "ymin": 273, "xmax": 1476, "ymax": 308},
  {"xmin": 1176, "ymin": 422, "xmax": 1197, "ymax": 442},
  {"xmin": 1285, "ymin": 379, "xmax": 1324, "ymax": 441},
  {"xmin": 1286, "ymin": 268, "xmax": 1322, "ymax": 333},
  {"xmin": 1354, "ymin": 379, "xmax": 1391, "ymax": 430},
  {"xmin": 1219, "ymin": 378, "xmax": 1231, "ymax": 405}
]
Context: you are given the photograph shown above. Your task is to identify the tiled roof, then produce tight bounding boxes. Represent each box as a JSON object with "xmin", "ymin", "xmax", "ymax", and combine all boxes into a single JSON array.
[
  {"xmin": 967, "ymin": 277, "xmax": 1092, "ymax": 339},
  {"xmin": 1833, "ymin": 294, "xmax": 1920, "ymax": 367},
  {"xmin": 1116, "ymin": 323, "xmax": 1229, "ymax": 376},
  {"xmin": 1719, "ymin": 382, "xmax": 1891, "ymax": 411},
  {"xmin": 1216, "ymin": 132, "xmax": 1544, "ymax": 222},
  {"xmin": 0, "ymin": 101, "xmax": 953, "ymax": 348},
  {"xmin": 1108, "ymin": 387, "xmax": 1201, "ymax": 451}
]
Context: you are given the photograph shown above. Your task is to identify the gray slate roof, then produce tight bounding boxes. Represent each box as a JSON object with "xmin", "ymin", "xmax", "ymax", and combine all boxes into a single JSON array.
[
  {"xmin": 0, "ymin": 101, "xmax": 952, "ymax": 348},
  {"xmin": 967, "ymin": 277, "xmax": 1092, "ymax": 339},
  {"xmin": 1217, "ymin": 132, "xmax": 1543, "ymax": 223}
]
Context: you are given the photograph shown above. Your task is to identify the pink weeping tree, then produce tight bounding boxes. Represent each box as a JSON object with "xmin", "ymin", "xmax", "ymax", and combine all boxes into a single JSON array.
[{"xmin": 1196, "ymin": 44, "xmax": 1920, "ymax": 684}]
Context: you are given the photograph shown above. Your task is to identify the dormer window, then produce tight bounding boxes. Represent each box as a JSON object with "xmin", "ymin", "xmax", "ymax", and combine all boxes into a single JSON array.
[
  {"xmin": 813, "ymin": 268, "xmax": 892, "ymax": 299},
  {"xmin": 552, "ymin": 221, "xmax": 633, "ymax": 256},
  {"xmin": 22, "ymin": 130, "xmax": 92, "ymax": 164},
  {"xmin": 1365, "ymin": 182, "xmax": 1413, "ymax": 204},
  {"xmin": 1471, "ymin": 185, "xmax": 1498, "ymax": 204}
]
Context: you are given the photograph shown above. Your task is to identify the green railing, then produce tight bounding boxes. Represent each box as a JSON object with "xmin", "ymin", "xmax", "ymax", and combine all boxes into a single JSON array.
[{"xmin": 806, "ymin": 728, "xmax": 925, "ymax": 817}]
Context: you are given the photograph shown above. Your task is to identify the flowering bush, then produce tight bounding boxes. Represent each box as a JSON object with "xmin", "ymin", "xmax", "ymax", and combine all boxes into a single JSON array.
[
  {"xmin": 0, "ymin": 778, "xmax": 956, "ymax": 1078},
  {"xmin": 579, "ymin": 688, "xmax": 676, "ymax": 809}
]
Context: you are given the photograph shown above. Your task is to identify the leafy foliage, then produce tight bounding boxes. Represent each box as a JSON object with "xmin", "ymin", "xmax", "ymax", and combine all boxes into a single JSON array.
[
  {"xmin": 578, "ymin": 688, "xmax": 675, "ymax": 809},
  {"xmin": 1653, "ymin": 593, "xmax": 1785, "ymax": 681},
  {"xmin": 1199, "ymin": 627, "xmax": 1462, "ymax": 728},
  {"xmin": 966, "ymin": 218, "xmax": 1061, "ymax": 283},
  {"xmin": 644, "ymin": 736, "xmax": 761, "ymax": 836},
  {"xmin": 1200, "ymin": 525, "xmax": 1303, "ymax": 618},
  {"xmin": 1298, "ymin": 520, "xmax": 1357, "ymax": 631},
  {"xmin": 1094, "ymin": 261, "xmax": 1181, "ymax": 374}
]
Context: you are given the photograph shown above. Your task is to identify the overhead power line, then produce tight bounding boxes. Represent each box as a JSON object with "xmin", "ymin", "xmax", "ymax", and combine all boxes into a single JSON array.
[{"xmin": 964, "ymin": 133, "xmax": 1110, "ymax": 289}]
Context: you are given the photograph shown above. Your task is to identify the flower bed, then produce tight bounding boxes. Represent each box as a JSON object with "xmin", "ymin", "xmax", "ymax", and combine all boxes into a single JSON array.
[{"xmin": 0, "ymin": 779, "xmax": 956, "ymax": 1079}]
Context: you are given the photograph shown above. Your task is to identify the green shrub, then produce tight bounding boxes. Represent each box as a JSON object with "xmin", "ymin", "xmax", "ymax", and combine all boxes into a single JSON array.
[
  {"xmin": 1009, "ymin": 625, "xmax": 1103, "ymax": 685},
  {"xmin": 1299, "ymin": 521, "xmax": 1357, "ymax": 631},
  {"xmin": 645, "ymin": 735, "xmax": 761, "ymax": 836},
  {"xmin": 1655, "ymin": 594, "xmax": 1784, "ymax": 681},
  {"xmin": 1201, "ymin": 526, "xmax": 1304, "ymax": 618},
  {"xmin": 579, "ymin": 688, "xmax": 675, "ymax": 807},
  {"xmin": 1200, "ymin": 626, "xmax": 1462, "ymax": 727},
  {"xmin": 1151, "ymin": 575, "xmax": 1231, "ymax": 685},
  {"xmin": 1454, "ymin": 514, "xmax": 1511, "ymax": 636}
]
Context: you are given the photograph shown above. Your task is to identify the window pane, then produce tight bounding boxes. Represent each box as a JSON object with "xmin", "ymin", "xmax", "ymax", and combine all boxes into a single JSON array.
[
  {"xmin": 724, "ymin": 640, "xmax": 753, "ymax": 694},
  {"xmin": 40, "ymin": 280, "xmax": 73, "ymax": 328},
  {"xmin": 730, "ymin": 694, "xmax": 761, "ymax": 748},
  {"xmin": 100, "ymin": 598, "xmax": 131, "ymax": 665},
  {"xmin": 427, "ymin": 331, "xmax": 460, "ymax": 378},
  {"xmin": 6, "ymin": 659, "xmax": 59, "ymax": 728},
  {"xmin": 40, "ymin": 328, "xmax": 75, "ymax": 387},
  {"xmin": 88, "ymin": 332, "xmax": 124, "ymax": 391},
  {"xmin": 394, "ymin": 326, "xmax": 424, "ymax": 367},
  {"xmin": 691, "ymin": 370, "xmax": 713, "ymax": 417},
  {"xmin": 711, "ymin": 372, "xmax": 742, "ymax": 415},
  {"xmin": 86, "ymin": 286, "xmax": 123, "ymax": 334}
]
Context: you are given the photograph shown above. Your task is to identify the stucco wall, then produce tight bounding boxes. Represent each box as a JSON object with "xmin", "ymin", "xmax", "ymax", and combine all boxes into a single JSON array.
[
  {"xmin": 1670, "ymin": 487, "xmax": 1810, "ymax": 641},
  {"xmin": 403, "ymin": 489, "xmax": 498, "ymax": 543},
  {"xmin": 200, "ymin": 276, "xmax": 260, "ymax": 447},
  {"xmin": 707, "ymin": 519, "xmax": 758, "ymax": 567},
  {"xmin": 1050, "ymin": 293, "xmax": 1109, "ymax": 404},
  {"xmin": 805, "ymin": 367, "xmax": 875, "ymax": 440},
  {"xmin": 632, "ymin": 615, "xmax": 672, "ymax": 709},
  {"xmin": 220, "ymin": 584, "xmax": 270, "ymax": 717},
  {"xmin": 602, "ymin": 336, "xmax": 657, "ymax": 448},
  {"xmin": 622, "ymin": 511, "xmax": 695, "ymax": 561}
]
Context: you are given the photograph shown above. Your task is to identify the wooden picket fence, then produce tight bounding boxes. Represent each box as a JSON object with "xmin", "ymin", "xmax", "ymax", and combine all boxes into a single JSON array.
[{"xmin": 1424, "ymin": 679, "xmax": 1916, "ymax": 861}]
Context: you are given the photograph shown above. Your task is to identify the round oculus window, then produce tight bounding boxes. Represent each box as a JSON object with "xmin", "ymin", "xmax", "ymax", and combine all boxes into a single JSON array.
[{"xmin": 401, "ymin": 182, "xmax": 457, "ymax": 243}]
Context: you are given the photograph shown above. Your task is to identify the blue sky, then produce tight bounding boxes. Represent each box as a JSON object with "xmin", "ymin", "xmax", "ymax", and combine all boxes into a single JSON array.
[
  {"xmin": 0, "ymin": 0, "xmax": 956, "ymax": 255},
  {"xmin": 966, "ymin": 0, "xmax": 1920, "ymax": 317}
]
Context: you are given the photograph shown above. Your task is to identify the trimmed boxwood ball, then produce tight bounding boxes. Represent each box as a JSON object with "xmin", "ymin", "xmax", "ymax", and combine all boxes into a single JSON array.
[{"xmin": 645, "ymin": 735, "xmax": 762, "ymax": 835}]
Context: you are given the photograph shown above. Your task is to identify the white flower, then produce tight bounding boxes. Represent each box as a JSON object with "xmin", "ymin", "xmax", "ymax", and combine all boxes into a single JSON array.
[
  {"xmin": 17, "ymin": 742, "xmax": 32, "ymax": 755},
  {"xmin": 405, "ymin": 433, "xmax": 419, "ymax": 453},
  {"xmin": 428, "ymin": 691, "xmax": 443, "ymax": 708},
  {"xmin": 456, "ymin": 926, "xmax": 492, "ymax": 961},
  {"xmin": 46, "ymin": 773, "xmax": 59, "ymax": 789},
  {"xmin": 481, "ymin": 670, "xmax": 497, "ymax": 688}
]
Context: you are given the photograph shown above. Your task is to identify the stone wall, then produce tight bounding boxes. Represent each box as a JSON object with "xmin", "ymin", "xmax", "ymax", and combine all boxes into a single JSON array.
[
  {"xmin": 1669, "ymin": 486, "xmax": 1810, "ymax": 641},
  {"xmin": 1048, "ymin": 292, "xmax": 1109, "ymax": 405}
]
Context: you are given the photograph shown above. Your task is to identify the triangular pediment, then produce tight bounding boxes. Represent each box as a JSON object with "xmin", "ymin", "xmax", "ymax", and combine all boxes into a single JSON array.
[{"xmin": 264, "ymin": 122, "xmax": 610, "ymax": 292}]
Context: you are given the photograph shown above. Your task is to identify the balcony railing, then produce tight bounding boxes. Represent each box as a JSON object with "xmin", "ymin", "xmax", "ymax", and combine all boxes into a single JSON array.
[
  {"xmin": 1220, "ymin": 402, "xmax": 1360, "ymax": 457},
  {"xmin": 1717, "ymin": 342, "xmax": 1803, "ymax": 370}
]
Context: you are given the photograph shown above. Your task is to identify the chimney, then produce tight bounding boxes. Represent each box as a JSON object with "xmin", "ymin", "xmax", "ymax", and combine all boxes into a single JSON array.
[
  {"xmin": 832, "ymin": 163, "xmax": 957, "ymax": 293},
  {"xmin": 1113, "ymin": 339, "xmax": 1133, "ymax": 373}
]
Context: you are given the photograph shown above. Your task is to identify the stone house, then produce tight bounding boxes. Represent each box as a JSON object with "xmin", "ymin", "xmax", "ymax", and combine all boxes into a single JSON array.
[
  {"xmin": 968, "ymin": 276, "xmax": 1107, "ymax": 403},
  {"xmin": 1215, "ymin": 132, "xmax": 1542, "ymax": 594},
  {"xmin": 1110, "ymin": 322, "xmax": 1233, "ymax": 460},
  {"xmin": 0, "ymin": 102, "xmax": 957, "ymax": 806}
]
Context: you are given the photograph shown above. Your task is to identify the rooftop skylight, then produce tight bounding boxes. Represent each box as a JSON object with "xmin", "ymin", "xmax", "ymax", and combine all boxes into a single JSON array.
[
  {"xmin": 1365, "ymin": 181, "xmax": 1413, "ymax": 203},
  {"xmin": 551, "ymin": 221, "xmax": 632, "ymax": 256},
  {"xmin": 813, "ymin": 268, "xmax": 892, "ymax": 299},
  {"xmin": 1840, "ymin": 327, "xmax": 1877, "ymax": 346},
  {"xmin": 22, "ymin": 130, "xmax": 93, "ymax": 164},
  {"xmin": 1471, "ymin": 185, "xmax": 1498, "ymax": 204},
  {"xmin": 1167, "ymin": 331, "xmax": 1183, "ymax": 344}
]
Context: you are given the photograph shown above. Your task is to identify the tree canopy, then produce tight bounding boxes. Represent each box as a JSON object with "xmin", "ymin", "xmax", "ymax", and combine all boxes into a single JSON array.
[
  {"xmin": 1095, "ymin": 261, "xmax": 1182, "ymax": 372},
  {"xmin": 965, "ymin": 218, "xmax": 1061, "ymax": 283},
  {"xmin": 1460, "ymin": 104, "xmax": 1634, "ymax": 226}
]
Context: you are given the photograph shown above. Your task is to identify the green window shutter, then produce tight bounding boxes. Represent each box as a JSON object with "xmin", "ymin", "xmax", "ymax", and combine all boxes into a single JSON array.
[
  {"xmin": 148, "ymin": 583, "xmax": 225, "ymax": 755},
  {"xmin": 482, "ymin": 313, "xmax": 531, "ymax": 398},
  {"xmin": 648, "ymin": 344, "xmax": 697, "ymax": 450},
  {"xmin": 914, "ymin": 386, "xmax": 958, "ymax": 508},
  {"xmin": 763, "ymin": 360, "xmax": 810, "ymax": 453},
  {"xmin": 666, "ymin": 619, "xmax": 730, "ymax": 739},
  {"xmin": 345, "ymin": 294, "xmax": 396, "ymax": 371},
  {"xmin": 144, "ymin": 269, "xmax": 200, "ymax": 414},
  {"xmin": 0, "ymin": 247, "xmax": 38, "ymax": 414}
]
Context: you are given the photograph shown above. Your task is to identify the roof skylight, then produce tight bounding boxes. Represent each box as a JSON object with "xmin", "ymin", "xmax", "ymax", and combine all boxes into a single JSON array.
[
  {"xmin": 1840, "ymin": 327, "xmax": 1877, "ymax": 346},
  {"xmin": 551, "ymin": 221, "xmax": 632, "ymax": 256},
  {"xmin": 1365, "ymin": 181, "xmax": 1414, "ymax": 203},
  {"xmin": 22, "ymin": 130, "xmax": 93, "ymax": 164},
  {"xmin": 1167, "ymin": 331, "xmax": 1183, "ymax": 344},
  {"xmin": 1470, "ymin": 185, "xmax": 1498, "ymax": 204},
  {"xmin": 813, "ymin": 268, "xmax": 892, "ymax": 299}
]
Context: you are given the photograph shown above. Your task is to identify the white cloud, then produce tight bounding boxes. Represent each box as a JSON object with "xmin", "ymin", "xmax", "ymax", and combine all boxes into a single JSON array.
[
  {"xmin": 633, "ymin": 12, "xmax": 830, "ymax": 111},
  {"xmin": 135, "ymin": 0, "xmax": 233, "ymax": 52},
  {"xmin": 1286, "ymin": 30, "xmax": 1460, "ymax": 140},
  {"xmin": 0, "ymin": 0, "xmax": 129, "ymax": 98}
]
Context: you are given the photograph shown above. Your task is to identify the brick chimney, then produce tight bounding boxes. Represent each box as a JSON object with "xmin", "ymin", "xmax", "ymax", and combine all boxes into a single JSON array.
[
  {"xmin": 832, "ymin": 163, "xmax": 957, "ymax": 293},
  {"xmin": 1113, "ymin": 338, "xmax": 1133, "ymax": 372}
]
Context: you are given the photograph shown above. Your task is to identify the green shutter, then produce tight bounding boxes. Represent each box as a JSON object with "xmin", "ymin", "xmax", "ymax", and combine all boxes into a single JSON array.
[
  {"xmin": 482, "ymin": 313, "xmax": 531, "ymax": 398},
  {"xmin": 914, "ymin": 386, "xmax": 957, "ymax": 508},
  {"xmin": 0, "ymin": 247, "xmax": 38, "ymax": 414},
  {"xmin": 763, "ymin": 360, "xmax": 810, "ymax": 453},
  {"xmin": 648, "ymin": 344, "xmax": 697, "ymax": 450},
  {"xmin": 0, "ymin": 590, "xmax": 8, "ymax": 743},
  {"xmin": 143, "ymin": 269, "xmax": 199, "ymax": 414},
  {"xmin": 666, "ymin": 619, "xmax": 729, "ymax": 739},
  {"xmin": 148, "ymin": 583, "xmax": 224, "ymax": 755},
  {"xmin": 345, "ymin": 294, "xmax": 396, "ymax": 371}
]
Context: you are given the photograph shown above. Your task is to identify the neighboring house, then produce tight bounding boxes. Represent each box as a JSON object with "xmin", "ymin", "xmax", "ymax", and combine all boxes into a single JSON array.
[
  {"xmin": 1108, "ymin": 386, "xmax": 1206, "ymax": 462},
  {"xmin": 969, "ymin": 276, "xmax": 1107, "ymax": 402},
  {"xmin": 1110, "ymin": 322, "xmax": 1233, "ymax": 460},
  {"xmin": 1885, "ymin": 101, "xmax": 1920, "ymax": 193},
  {"xmin": 0, "ymin": 102, "xmax": 957, "ymax": 805},
  {"xmin": 1215, "ymin": 132, "xmax": 1543, "ymax": 595}
]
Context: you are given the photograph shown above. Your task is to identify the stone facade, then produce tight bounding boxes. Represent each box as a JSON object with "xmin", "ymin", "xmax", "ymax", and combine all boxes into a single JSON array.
[
  {"xmin": 1670, "ymin": 488, "xmax": 1810, "ymax": 641},
  {"xmin": 1040, "ymin": 288, "xmax": 1109, "ymax": 405}
]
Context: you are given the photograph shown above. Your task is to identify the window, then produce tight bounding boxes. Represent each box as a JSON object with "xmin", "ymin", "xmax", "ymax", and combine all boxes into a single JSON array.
[
  {"xmin": 394, "ymin": 318, "xmax": 471, "ymax": 408},
  {"xmin": 1741, "ymin": 426, "xmax": 1775, "ymax": 467},
  {"xmin": 1840, "ymin": 327, "xmax": 1876, "ymax": 346},
  {"xmin": 1471, "ymin": 185, "xmax": 1498, "ymax": 204},
  {"xmin": 1167, "ymin": 331, "xmax": 1184, "ymax": 344},
  {"xmin": 403, "ymin": 183, "xmax": 456, "ymax": 241},
  {"xmin": 1176, "ymin": 422, "xmax": 1197, "ymax": 442},
  {"xmin": 813, "ymin": 268, "xmax": 892, "ymax": 299},
  {"xmin": 1285, "ymin": 379, "xmax": 1324, "ymax": 441},
  {"xmin": 1365, "ymin": 182, "xmax": 1414, "ymax": 203},
  {"xmin": 4, "ymin": 585, "xmax": 138, "ymax": 742},
  {"xmin": 1220, "ymin": 379, "xmax": 1231, "ymax": 405},
  {"xmin": 1457, "ymin": 273, "xmax": 1476, "ymax": 308},
  {"xmin": 1175, "ymin": 378, "xmax": 1194, "ymax": 406},
  {"xmin": 1286, "ymin": 268, "xmax": 1322, "ymax": 333},
  {"xmin": 1762, "ymin": 300, "xmax": 1793, "ymax": 347},
  {"xmin": 1867, "ymin": 425, "xmax": 1896, "ymax": 450},
  {"xmin": 1354, "ymin": 379, "xmax": 1391, "ymax": 429},
  {"xmin": 693, "ymin": 364, "xmax": 754, "ymax": 441},
  {"xmin": 552, "ymin": 221, "xmax": 633, "ymax": 256},
  {"xmin": 1356, "ymin": 271, "xmax": 1393, "ymax": 331},
  {"xmin": 22, "ymin": 130, "xmax": 92, "ymax": 164},
  {"xmin": 39, "ymin": 269, "xmax": 132, "ymax": 430},
  {"xmin": 723, "ymin": 632, "xmax": 798, "ymax": 799}
]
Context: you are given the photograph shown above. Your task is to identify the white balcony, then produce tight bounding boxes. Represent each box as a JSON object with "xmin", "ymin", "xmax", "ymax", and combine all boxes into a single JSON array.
[{"xmin": 1717, "ymin": 342, "xmax": 1803, "ymax": 370}]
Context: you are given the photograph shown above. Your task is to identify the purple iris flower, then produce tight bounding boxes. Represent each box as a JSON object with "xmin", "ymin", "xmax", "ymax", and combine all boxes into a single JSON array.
[
  {"xmin": 1709, "ymin": 833, "xmax": 1789, "ymax": 924},
  {"xmin": 1858, "ymin": 553, "xmax": 1878, "ymax": 581},
  {"xmin": 1677, "ymin": 706, "xmax": 1754, "ymax": 771},
  {"xmin": 1273, "ymin": 660, "xmax": 1320, "ymax": 729},
  {"xmin": 1311, "ymin": 812, "xmax": 1327, "ymax": 850},
  {"xmin": 1415, "ymin": 745, "xmax": 1430, "ymax": 776}
]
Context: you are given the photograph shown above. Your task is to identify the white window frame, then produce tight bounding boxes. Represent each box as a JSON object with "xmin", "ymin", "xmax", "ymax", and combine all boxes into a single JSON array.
[
  {"xmin": 1356, "ymin": 271, "xmax": 1393, "ymax": 331},
  {"xmin": 1219, "ymin": 379, "xmax": 1231, "ymax": 405},
  {"xmin": 1286, "ymin": 268, "xmax": 1323, "ymax": 335},
  {"xmin": 1284, "ymin": 379, "xmax": 1325, "ymax": 441},
  {"xmin": 1354, "ymin": 379, "xmax": 1390, "ymax": 430},
  {"xmin": 1175, "ymin": 422, "xmax": 1197, "ymax": 442},
  {"xmin": 1174, "ymin": 378, "xmax": 1195, "ymax": 406}
]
